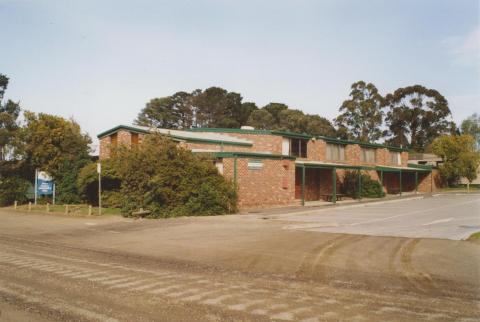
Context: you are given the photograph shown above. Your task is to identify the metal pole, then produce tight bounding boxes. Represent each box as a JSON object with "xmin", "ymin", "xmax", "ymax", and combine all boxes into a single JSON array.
[
  {"xmin": 34, "ymin": 169, "xmax": 38, "ymax": 205},
  {"xmin": 98, "ymin": 164, "xmax": 102, "ymax": 215},
  {"xmin": 233, "ymin": 158, "xmax": 237, "ymax": 190},
  {"xmin": 415, "ymin": 172, "xmax": 418, "ymax": 194},
  {"xmin": 332, "ymin": 167, "xmax": 337, "ymax": 204},
  {"xmin": 358, "ymin": 170, "xmax": 362, "ymax": 201},
  {"xmin": 301, "ymin": 166, "xmax": 305, "ymax": 206},
  {"xmin": 53, "ymin": 183, "xmax": 56, "ymax": 205},
  {"xmin": 399, "ymin": 170, "xmax": 402, "ymax": 196},
  {"xmin": 380, "ymin": 170, "xmax": 384, "ymax": 194},
  {"xmin": 430, "ymin": 170, "xmax": 433, "ymax": 193}
]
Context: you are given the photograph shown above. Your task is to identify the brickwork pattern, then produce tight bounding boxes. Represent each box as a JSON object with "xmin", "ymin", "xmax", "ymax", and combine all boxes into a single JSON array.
[
  {"xmin": 223, "ymin": 158, "xmax": 295, "ymax": 208},
  {"xmin": 306, "ymin": 140, "xmax": 326, "ymax": 161},
  {"xmin": 218, "ymin": 133, "xmax": 283, "ymax": 154}
]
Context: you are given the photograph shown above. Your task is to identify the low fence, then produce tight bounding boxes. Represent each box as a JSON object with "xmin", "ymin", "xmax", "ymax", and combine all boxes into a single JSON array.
[{"xmin": 12, "ymin": 201, "xmax": 103, "ymax": 215}]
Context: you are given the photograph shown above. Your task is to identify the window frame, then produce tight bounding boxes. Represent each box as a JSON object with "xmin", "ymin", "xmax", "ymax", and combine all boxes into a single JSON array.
[
  {"xmin": 360, "ymin": 147, "xmax": 377, "ymax": 163},
  {"xmin": 326, "ymin": 143, "xmax": 346, "ymax": 161}
]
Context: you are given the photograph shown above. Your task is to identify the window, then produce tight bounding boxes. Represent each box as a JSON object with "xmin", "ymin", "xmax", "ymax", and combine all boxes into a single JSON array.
[
  {"xmin": 131, "ymin": 133, "xmax": 139, "ymax": 145},
  {"xmin": 361, "ymin": 148, "xmax": 376, "ymax": 163},
  {"xmin": 326, "ymin": 143, "xmax": 345, "ymax": 161},
  {"xmin": 389, "ymin": 151, "xmax": 401, "ymax": 165},
  {"xmin": 290, "ymin": 138, "xmax": 308, "ymax": 158},
  {"xmin": 282, "ymin": 138, "xmax": 290, "ymax": 156}
]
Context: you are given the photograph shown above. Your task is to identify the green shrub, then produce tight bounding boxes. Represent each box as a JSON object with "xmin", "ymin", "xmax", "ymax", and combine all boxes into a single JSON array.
[
  {"xmin": 77, "ymin": 160, "xmax": 121, "ymax": 207},
  {"xmin": 0, "ymin": 176, "xmax": 30, "ymax": 206},
  {"xmin": 341, "ymin": 171, "xmax": 385, "ymax": 198},
  {"xmin": 113, "ymin": 134, "xmax": 237, "ymax": 218}
]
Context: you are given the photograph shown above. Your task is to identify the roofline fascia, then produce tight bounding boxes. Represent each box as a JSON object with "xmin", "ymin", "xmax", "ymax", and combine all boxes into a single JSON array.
[
  {"xmin": 97, "ymin": 125, "xmax": 150, "ymax": 138},
  {"xmin": 198, "ymin": 151, "xmax": 296, "ymax": 160}
]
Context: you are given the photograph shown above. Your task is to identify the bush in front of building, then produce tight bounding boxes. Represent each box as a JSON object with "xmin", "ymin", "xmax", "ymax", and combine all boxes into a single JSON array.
[
  {"xmin": 341, "ymin": 171, "xmax": 385, "ymax": 198},
  {"xmin": 76, "ymin": 159, "xmax": 122, "ymax": 208},
  {"xmin": 113, "ymin": 134, "xmax": 237, "ymax": 218}
]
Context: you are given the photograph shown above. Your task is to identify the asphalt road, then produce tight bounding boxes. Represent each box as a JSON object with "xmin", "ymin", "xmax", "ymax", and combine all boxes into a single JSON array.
[
  {"xmin": 280, "ymin": 194, "xmax": 480, "ymax": 240},
  {"xmin": 0, "ymin": 194, "xmax": 479, "ymax": 321}
]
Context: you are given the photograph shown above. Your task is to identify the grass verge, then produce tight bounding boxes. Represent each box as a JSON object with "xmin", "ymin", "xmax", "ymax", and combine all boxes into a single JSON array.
[
  {"xmin": 467, "ymin": 232, "xmax": 480, "ymax": 243},
  {"xmin": 4, "ymin": 204, "xmax": 121, "ymax": 216}
]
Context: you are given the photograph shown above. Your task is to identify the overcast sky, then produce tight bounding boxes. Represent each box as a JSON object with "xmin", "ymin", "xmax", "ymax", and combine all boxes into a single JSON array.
[{"xmin": 1, "ymin": 0, "xmax": 479, "ymax": 150}]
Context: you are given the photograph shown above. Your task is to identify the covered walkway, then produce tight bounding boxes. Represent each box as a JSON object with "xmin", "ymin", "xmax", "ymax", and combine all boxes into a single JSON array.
[{"xmin": 295, "ymin": 161, "xmax": 432, "ymax": 205}]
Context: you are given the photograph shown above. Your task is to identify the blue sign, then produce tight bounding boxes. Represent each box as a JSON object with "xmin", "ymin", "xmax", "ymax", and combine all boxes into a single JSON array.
[
  {"xmin": 36, "ymin": 171, "xmax": 54, "ymax": 195},
  {"xmin": 37, "ymin": 179, "xmax": 54, "ymax": 195}
]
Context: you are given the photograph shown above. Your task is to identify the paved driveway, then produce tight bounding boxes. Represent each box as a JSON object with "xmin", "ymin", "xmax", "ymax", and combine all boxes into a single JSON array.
[{"xmin": 280, "ymin": 194, "xmax": 480, "ymax": 240}]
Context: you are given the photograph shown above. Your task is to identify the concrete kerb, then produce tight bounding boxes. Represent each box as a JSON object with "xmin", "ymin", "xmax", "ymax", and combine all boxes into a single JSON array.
[{"xmin": 247, "ymin": 194, "xmax": 428, "ymax": 220}]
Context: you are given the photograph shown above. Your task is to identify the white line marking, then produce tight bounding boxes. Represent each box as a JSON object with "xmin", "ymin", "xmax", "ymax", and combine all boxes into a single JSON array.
[
  {"xmin": 350, "ymin": 198, "xmax": 480, "ymax": 227},
  {"xmin": 422, "ymin": 218, "xmax": 453, "ymax": 226}
]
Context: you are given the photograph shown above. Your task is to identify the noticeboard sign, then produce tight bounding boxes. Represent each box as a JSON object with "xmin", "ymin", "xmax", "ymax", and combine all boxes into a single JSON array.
[
  {"xmin": 37, "ymin": 171, "xmax": 54, "ymax": 195},
  {"xmin": 247, "ymin": 159, "xmax": 263, "ymax": 170}
]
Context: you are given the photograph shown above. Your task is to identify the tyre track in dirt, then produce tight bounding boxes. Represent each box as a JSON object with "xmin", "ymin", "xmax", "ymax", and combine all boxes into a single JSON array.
[{"xmin": 0, "ymin": 235, "xmax": 478, "ymax": 322}]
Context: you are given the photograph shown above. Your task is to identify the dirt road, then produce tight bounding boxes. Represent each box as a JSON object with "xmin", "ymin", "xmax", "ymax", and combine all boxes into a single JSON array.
[{"xmin": 0, "ymin": 199, "xmax": 479, "ymax": 321}]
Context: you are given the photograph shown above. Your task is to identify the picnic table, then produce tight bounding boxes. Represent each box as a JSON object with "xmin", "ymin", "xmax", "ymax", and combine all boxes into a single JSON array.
[{"xmin": 320, "ymin": 194, "xmax": 345, "ymax": 202}]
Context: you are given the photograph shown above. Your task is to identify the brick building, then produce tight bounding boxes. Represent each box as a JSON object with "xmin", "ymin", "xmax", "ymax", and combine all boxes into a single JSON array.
[{"xmin": 97, "ymin": 125, "xmax": 439, "ymax": 209}]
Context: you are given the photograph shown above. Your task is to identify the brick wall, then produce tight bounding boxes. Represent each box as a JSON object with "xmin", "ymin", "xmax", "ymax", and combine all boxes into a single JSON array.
[
  {"xmin": 218, "ymin": 133, "xmax": 284, "ymax": 154},
  {"xmin": 184, "ymin": 142, "xmax": 256, "ymax": 153},
  {"xmin": 306, "ymin": 139, "xmax": 326, "ymax": 161},
  {"xmin": 99, "ymin": 130, "xmax": 145, "ymax": 160},
  {"xmin": 417, "ymin": 172, "xmax": 433, "ymax": 193},
  {"xmin": 223, "ymin": 157, "xmax": 296, "ymax": 208},
  {"xmin": 99, "ymin": 136, "xmax": 110, "ymax": 160}
]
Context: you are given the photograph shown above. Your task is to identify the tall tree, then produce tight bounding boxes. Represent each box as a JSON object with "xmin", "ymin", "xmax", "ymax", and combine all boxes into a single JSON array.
[
  {"xmin": 461, "ymin": 113, "xmax": 480, "ymax": 150},
  {"xmin": 263, "ymin": 103, "xmax": 288, "ymax": 124},
  {"xmin": 193, "ymin": 87, "xmax": 244, "ymax": 128},
  {"xmin": 335, "ymin": 81, "xmax": 385, "ymax": 142},
  {"xmin": 432, "ymin": 135, "xmax": 480, "ymax": 186},
  {"xmin": 21, "ymin": 112, "xmax": 92, "ymax": 203},
  {"xmin": 0, "ymin": 74, "xmax": 21, "ymax": 161},
  {"xmin": 304, "ymin": 114, "xmax": 337, "ymax": 137},
  {"xmin": 385, "ymin": 85, "xmax": 455, "ymax": 151},
  {"xmin": 135, "ymin": 91, "xmax": 194, "ymax": 129},
  {"xmin": 247, "ymin": 109, "xmax": 275, "ymax": 129}
]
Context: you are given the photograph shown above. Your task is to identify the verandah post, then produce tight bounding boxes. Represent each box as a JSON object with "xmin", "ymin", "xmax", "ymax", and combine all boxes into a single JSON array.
[
  {"xmin": 358, "ymin": 169, "xmax": 362, "ymax": 201},
  {"xmin": 415, "ymin": 171, "xmax": 418, "ymax": 194},
  {"xmin": 380, "ymin": 170, "xmax": 384, "ymax": 195},
  {"xmin": 332, "ymin": 167, "xmax": 337, "ymax": 204},
  {"xmin": 399, "ymin": 170, "xmax": 402, "ymax": 196},
  {"xmin": 301, "ymin": 166, "xmax": 305, "ymax": 206},
  {"xmin": 233, "ymin": 157, "xmax": 237, "ymax": 190}
]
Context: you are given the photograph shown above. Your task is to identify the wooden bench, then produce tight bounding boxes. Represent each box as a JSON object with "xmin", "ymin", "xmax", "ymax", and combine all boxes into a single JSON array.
[
  {"xmin": 132, "ymin": 208, "xmax": 151, "ymax": 218},
  {"xmin": 320, "ymin": 194, "xmax": 345, "ymax": 202}
]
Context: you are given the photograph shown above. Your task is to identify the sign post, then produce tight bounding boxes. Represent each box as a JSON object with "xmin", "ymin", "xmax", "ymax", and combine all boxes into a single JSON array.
[
  {"xmin": 35, "ymin": 171, "xmax": 54, "ymax": 203},
  {"xmin": 34, "ymin": 169, "xmax": 38, "ymax": 205},
  {"xmin": 97, "ymin": 163, "xmax": 102, "ymax": 215}
]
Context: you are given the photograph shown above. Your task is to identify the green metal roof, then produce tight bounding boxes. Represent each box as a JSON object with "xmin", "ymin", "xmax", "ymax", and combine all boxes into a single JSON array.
[
  {"xmin": 99, "ymin": 125, "xmax": 406, "ymax": 152},
  {"xmin": 317, "ymin": 136, "xmax": 406, "ymax": 152},
  {"xmin": 188, "ymin": 127, "xmax": 313, "ymax": 139},
  {"xmin": 406, "ymin": 163, "xmax": 434, "ymax": 170},
  {"xmin": 97, "ymin": 125, "xmax": 150, "ymax": 138},
  {"xmin": 198, "ymin": 151, "xmax": 296, "ymax": 160},
  {"xmin": 97, "ymin": 125, "xmax": 253, "ymax": 147},
  {"xmin": 376, "ymin": 165, "xmax": 432, "ymax": 172},
  {"xmin": 188, "ymin": 127, "xmax": 405, "ymax": 151},
  {"xmin": 295, "ymin": 161, "xmax": 375, "ymax": 171}
]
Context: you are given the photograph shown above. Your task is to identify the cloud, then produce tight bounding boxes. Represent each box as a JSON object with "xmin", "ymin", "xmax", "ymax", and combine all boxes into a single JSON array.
[{"xmin": 444, "ymin": 26, "xmax": 480, "ymax": 67}]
